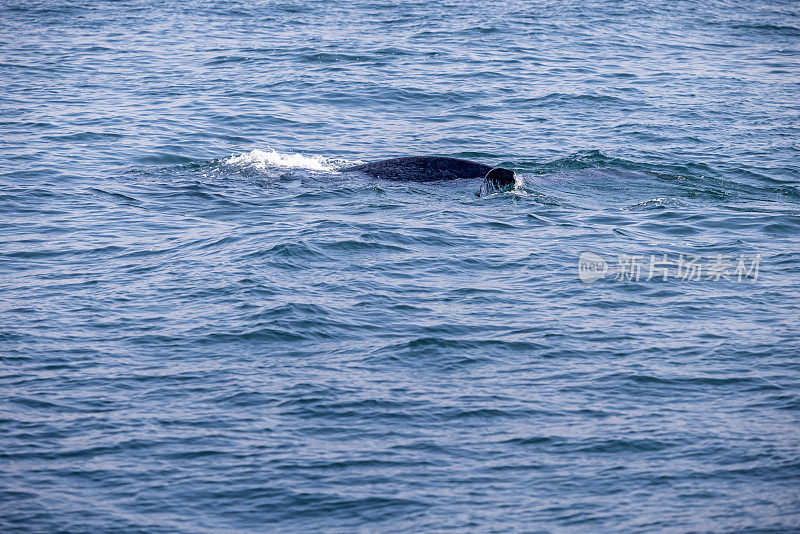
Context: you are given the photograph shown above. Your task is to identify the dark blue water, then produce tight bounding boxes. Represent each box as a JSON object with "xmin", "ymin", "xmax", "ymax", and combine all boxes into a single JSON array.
[{"xmin": 2, "ymin": 1, "xmax": 800, "ymax": 531}]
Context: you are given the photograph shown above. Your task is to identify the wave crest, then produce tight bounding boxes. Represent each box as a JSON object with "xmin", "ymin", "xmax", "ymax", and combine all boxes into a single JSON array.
[{"xmin": 223, "ymin": 149, "xmax": 343, "ymax": 172}]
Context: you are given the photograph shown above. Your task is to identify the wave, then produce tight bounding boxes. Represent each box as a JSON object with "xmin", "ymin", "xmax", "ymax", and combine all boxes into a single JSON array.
[{"xmin": 222, "ymin": 148, "xmax": 351, "ymax": 172}]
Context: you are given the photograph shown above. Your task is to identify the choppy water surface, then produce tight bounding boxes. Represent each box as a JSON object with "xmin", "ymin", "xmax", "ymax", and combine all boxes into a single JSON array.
[{"xmin": 2, "ymin": 1, "xmax": 800, "ymax": 531}]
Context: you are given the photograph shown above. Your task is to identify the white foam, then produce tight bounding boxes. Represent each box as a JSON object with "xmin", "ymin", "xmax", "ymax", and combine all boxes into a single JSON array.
[{"xmin": 223, "ymin": 149, "xmax": 343, "ymax": 172}]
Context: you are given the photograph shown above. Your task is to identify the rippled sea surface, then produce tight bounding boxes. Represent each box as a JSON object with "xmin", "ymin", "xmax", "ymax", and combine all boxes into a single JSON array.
[{"xmin": 2, "ymin": 1, "xmax": 800, "ymax": 532}]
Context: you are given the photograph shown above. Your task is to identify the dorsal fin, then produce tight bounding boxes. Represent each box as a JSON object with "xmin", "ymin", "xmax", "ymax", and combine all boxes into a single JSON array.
[{"xmin": 479, "ymin": 167, "xmax": 516, "ymax": 196}]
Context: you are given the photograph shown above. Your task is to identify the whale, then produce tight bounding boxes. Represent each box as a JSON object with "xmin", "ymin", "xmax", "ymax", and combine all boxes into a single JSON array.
[{"xmin": 342, "ymin": 156, "xmax": 516, "ymax": 195}]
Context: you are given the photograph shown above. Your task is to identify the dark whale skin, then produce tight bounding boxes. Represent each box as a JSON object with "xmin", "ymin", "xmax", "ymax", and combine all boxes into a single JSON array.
[{"xmin": 343, "ymin": 156, "xmax": 494, "ymax": 182}]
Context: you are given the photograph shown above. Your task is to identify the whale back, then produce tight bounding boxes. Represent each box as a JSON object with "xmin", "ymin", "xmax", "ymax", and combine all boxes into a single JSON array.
[{"xmin": 343, "ymin": 156, "xmax": 493, "ymax": 181}]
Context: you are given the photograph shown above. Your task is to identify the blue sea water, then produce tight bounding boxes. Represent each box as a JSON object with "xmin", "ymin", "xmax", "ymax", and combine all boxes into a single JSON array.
[{"xmin": 2, "ymin": 0, "xmax": 800, "ymax": 531}]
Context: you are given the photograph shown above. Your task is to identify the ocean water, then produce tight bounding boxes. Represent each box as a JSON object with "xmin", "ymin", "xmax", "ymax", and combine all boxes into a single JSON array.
[{"xmin": 2, "ymin": 0, "xmax": 799, "ymax": 531}]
